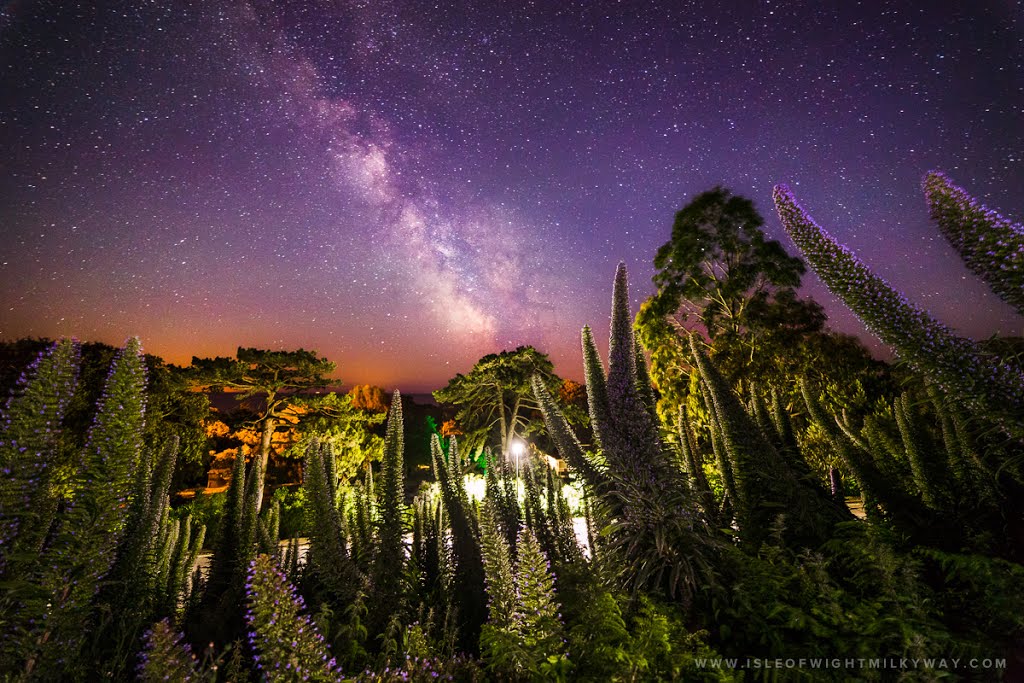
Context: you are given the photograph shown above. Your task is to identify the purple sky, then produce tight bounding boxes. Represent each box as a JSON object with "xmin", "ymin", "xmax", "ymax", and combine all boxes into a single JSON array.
[{"xmin": 1, "ymin": 1, "xmax": 1021, "ymax": 391}]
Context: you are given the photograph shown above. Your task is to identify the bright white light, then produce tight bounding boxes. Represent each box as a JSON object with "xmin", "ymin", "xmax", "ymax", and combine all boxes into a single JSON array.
[{"xmin": 510, "ymin": 440, "xmax": 526, "ymax": 457}]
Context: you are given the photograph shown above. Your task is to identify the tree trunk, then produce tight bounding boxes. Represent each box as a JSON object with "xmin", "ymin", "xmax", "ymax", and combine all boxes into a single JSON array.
[
  {"xmin": 505, "ymin": 396, "xmax": 522, "ymax": 455},
  {"xmin": 255, "ymin": 416, "xmax": 276, "ymax": 512},
  {"xmin": 497, "ymin": 385, "xmax": 508, "ymax": 455}
]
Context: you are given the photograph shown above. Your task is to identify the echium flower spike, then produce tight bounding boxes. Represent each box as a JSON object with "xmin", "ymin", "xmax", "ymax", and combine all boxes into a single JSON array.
[
  {"xmin": 0, "ymin": 338, "xmax": 80, "ymax": 566},
  {"xmin": 137, "ymin": 619, "xmax": 199, "ymax": 683},
  {"xmin": 245, "ymin": 554, "xmax": 342, "ymax": 682},
  {"xmin": 23, "ymin": 338, "xmax": 147, "ymax": 672},
  {"xmin": 302, "ymin": 441, "xmax": 358, "ymax": 610},
  {"xmin": 581, "ymin": 325, "xmax": 612, "ymax": 447},
  {"xmin": 479, "ymin": 500, "xmax": 516, "ymax": 629},
  {"xmin": 923, "ymin": 171, "xmax": 1024, "ymax": 314},
  {"xmin": 531, "ymin": 375, "xmax": 607, "ymax": 492},
  {"xmin": 895, "ymin": 393, "xmax": 948, "ymax": 510},
  {"xmin": 601, "ymin": 263, "xmax": 664, "ymax": 477},
  {"xmin": 371, "ymin": 390, "xmax": 407, "ymax": 635},
  {"xmin": 773, "ymin": 184, "xmax": 1024, "ymax": 437},
  {"xmin": 430, "ymin": 434, "xmax": 487, "ymax": 654},
  {"xmin": 511, "ymin": 527, "xmax": 568, "ymax": 676},
  {"xmin": 606, "ymin": 262, "xmax": 638, "ymax": 415},
  {"xmin": 633, "ymin": 342, "xmax": 659, "ymax": 425}
]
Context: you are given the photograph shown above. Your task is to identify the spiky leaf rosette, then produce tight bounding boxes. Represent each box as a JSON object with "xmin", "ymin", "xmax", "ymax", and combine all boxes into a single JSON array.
[
  {"xmin": 773, "ymin": 184, "xmax": 1024, "ymax": 437},
  {"xmin": 923, "ymin": 171, "xmax": 1024, "ymax": 314},
  {"xmin": 582, "ymin": 325, "xmax": 613, "ymax": 446},
  {"xmin": 0, "ymin": 338, "xmax": 79, "ymax": 567},
  {"xmin": 246, "ymin": 554, "xmax": 342, "ymax": 682},
  {"xmin": 137, "ymin": 619, "xmax": 199, "ymax": 683}
]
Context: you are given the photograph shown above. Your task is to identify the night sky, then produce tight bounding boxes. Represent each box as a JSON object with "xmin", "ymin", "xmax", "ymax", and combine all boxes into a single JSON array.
[{"xmin": 1, "ymin": 1, "xmax": 1022, "ymax": 391}]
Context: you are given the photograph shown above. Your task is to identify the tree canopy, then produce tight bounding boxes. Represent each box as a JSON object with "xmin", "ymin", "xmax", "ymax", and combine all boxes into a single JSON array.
[
  {"xmin": 433, "ymin": 346, "xmax": 563, "ymax": 460},
  {"xmin": 649, "ymin": 186, "xmax": 807, "ymax": 340},
  {"xmin": 189, "ymin": 347, "xmax": 336, "ymax": 509},
  {"xmin": 637, "ymin": 187, "xmax": 888, "ymax": 429}
]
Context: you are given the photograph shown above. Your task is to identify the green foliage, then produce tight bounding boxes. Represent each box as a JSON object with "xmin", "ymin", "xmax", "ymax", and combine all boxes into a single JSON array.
[
  {"xmin": 636, "ymin": 186, "xmax": 826, "ymax": 422},
  {"xmin": 0, "ymin": 338, "xmax": 210, "ymax": 488},
  {"xmin": 650, "ymin": 186, "xmax": 806, "ymax": 339},
  {"xmin": 271, "ymin": 485, "xmax": 309, "ymax": 539},
  {"xmin": 289, "ymin": 390, "xmax": 386, "ymax": 481}
]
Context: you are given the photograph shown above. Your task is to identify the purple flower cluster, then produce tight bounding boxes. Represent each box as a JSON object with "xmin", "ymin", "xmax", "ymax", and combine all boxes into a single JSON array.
[
  {"xmin": 245, "ymin": 553, "xmax": 343, "ymax": 682},
  {"xmin": 923, "ymin": 171, "xmax": 1024, "ymax": 314},
  {"xmin": 137, "ymin": 619, "xmax": 198, "ymax": 682}
]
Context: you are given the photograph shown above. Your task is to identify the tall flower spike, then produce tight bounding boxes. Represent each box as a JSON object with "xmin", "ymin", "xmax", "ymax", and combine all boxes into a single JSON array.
[
  {"xmin": 0, "ymin": 338, "xmax": 80, "ymax": 565},
  {"xmin": 581, "ymin": 325, "xmax": 612, "ymax": 446},
  {"xmin": 22, "ymin": 338, "xmax": 148, "ymax": 673},
  {"xmin": 608, "ymin": 261, "xmax": 637, "ymax": 384},
  {"xmin": 371, "ymin": 390, "xmax": 407, "ymax": 635},
  {"xmin": 137, "ymin": 619, "xmax": 199, "ymax": 683},
  {"xmin": 601, "ymin": 263, "xmax": 664, "ymax": 477},
  {"xmin": 774, "ymin": 184, "xmax": 1024, "ymax": 437},
  {"xmin": 510, "ymin": 527, "xmax": 567, "ymax": 676},
  {"xmin": 246, "ymin": 554, "xmax": 341, "ymax": 682},
  {"xmin": 531, "ymin": 375, "xmax": 607, "ymax": 491},
  {"xmin": 479, "ymin": 500, "xmax": 515, "ymax": 628},
  {"xmin": 923, "ymin": 171, "xmax": 1024, "ymax": 314}
]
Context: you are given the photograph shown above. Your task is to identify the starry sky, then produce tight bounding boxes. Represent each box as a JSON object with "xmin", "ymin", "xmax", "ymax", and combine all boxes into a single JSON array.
[{"xmin": 1, "ymin": 1, "xmax": 1022, "ymax": 392}]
